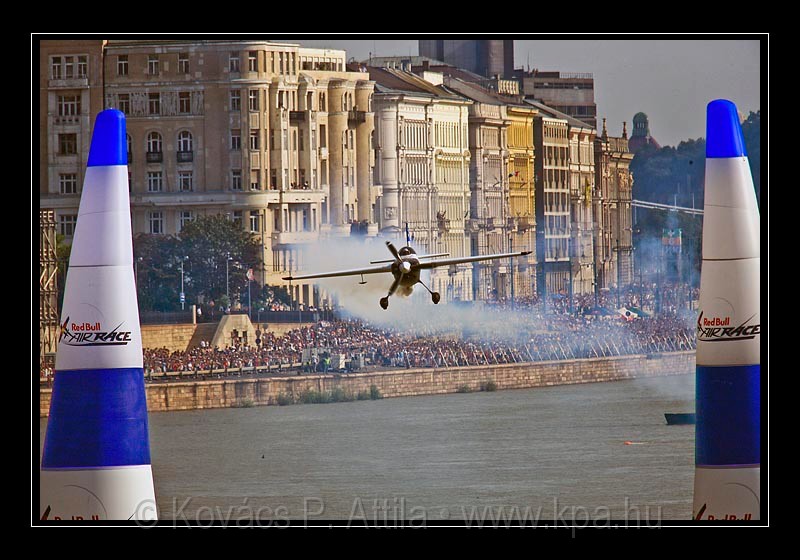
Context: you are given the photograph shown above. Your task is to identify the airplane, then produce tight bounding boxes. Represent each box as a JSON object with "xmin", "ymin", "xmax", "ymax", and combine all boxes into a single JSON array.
[{"xmin": 283, "ymin": 224, "xmax": 531, "ymax": 310}]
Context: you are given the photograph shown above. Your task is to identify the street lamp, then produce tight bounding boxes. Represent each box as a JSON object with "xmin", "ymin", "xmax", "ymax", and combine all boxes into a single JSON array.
[
  {"xmin": 179, "ymin": 256, "xmax": 188, "ymax": 310},
  {"xmin": 225, "ymin": 252, "xmax": 233, "ymax": 306}
]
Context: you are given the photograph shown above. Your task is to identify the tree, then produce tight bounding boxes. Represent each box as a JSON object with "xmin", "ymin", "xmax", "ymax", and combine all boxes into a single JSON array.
[
  {"xmin": 133, "ymin": 234, "xmax": 181, "ymax": 311},
  {"xmin": 176, "ymin": 215, "xmax": 262, "ymax": 308}
]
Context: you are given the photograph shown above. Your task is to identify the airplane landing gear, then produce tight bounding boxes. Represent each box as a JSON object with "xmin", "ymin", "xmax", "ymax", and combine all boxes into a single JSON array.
[
  {"xmin": 380, "ymin": 297, "xmax": 389, "ymax": 310},
  {"xmin": 417, "ymin": 279, "xmax": 441, "ymax": 305}
]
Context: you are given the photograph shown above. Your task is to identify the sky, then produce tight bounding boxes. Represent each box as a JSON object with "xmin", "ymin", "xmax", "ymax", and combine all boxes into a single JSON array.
[{"xmin": 290, "ymin": 37, "xmax": 762, "ymax": 148}]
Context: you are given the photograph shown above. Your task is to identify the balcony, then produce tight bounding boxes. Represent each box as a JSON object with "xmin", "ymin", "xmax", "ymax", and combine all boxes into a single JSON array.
[
  {"xmin": 348, "ymin": 110, "xmax": 366, "ymax": 124},
  {"xmin": 146, "ymin": 151, "xmax": 163, "ymax": 163},
  {"xmin": 289, "ymin": 111, "xmax": 305, "ymax": 123},
  {"xmin": 48, "ymin": 77, "xmax": 89, "ymax": 89},
  {"xmin": 53, "ymin": 115, "xmax": 81, "ymax": 126},
  {"xmin": 177, "ymin": 151, "xmax": 194, "ymax": 163},
  {"xmin": 271, "ymin": 231, "xmax": 318, "ymax": 245}
]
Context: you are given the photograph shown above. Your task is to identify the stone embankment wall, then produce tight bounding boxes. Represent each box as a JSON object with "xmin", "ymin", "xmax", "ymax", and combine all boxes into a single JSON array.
[{"xmin": 40, "ymin": 352, "xmax": 695, "ymax": 417}]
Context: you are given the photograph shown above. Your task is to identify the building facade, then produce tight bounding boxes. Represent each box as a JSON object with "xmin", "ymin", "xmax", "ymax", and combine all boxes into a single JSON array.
[
  {"xmin": 594, "ymin": 120, "xmax": 635, "ymax": 293},
  {"xmin": 40, "ymin": 39, "xmax": 376, "ymax": 310},
  {"xmin": 516, "ymin": 70, "xmax": 597, "ymax": 129},
  {"xmin": 419, "ymin": 40, "xmax": 514, "ymax": 79},
  {"xmin": 370, "ymin": 67, "xmax": 474, "ymax": 302}
]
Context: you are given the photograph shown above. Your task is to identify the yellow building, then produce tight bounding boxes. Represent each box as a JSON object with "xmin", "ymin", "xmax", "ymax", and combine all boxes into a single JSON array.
[{"xmin": 505, "ymin": 105, "xmax": 537, "ymax": 298}]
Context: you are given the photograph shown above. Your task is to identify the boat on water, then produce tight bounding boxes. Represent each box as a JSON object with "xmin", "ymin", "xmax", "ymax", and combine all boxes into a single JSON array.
[{"xmin": 665, "ymin": 413, "xmax": 696, "ymax": 425}]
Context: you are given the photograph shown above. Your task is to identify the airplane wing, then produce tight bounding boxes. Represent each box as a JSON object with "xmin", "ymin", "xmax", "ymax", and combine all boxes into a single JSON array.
[
  {"xmin": 415, "ymin": 251, "xmax": 532, "ymax": 270},
  {"xmin": 283, "ymin": 263, "xmax": 394, "ymax": 281},
  {"xmin": 370, "ymin": 252, "xmax": 449, "ymax": 264}
]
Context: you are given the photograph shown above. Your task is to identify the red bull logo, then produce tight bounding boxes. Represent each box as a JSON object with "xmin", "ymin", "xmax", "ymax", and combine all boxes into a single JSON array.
[
  {"xmin": 697, "ymin": 312, "xmax": 760, "ymax": 342},
  {"xmin": 58, "ymin": 316, "xmax": 132, "ymax": 347},
  {"xmin": 702, "ymin": 316, "xmax": 730, "ymax": 327}
]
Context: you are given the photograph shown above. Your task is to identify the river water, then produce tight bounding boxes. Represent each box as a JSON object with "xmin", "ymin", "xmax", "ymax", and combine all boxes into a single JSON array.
[{"xmin": 40, "ymin": 374, "xmax": 696, "ymax": 524}]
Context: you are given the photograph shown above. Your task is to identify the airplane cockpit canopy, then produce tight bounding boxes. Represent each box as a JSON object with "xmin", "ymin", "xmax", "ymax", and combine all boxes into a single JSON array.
[{"xmin": 398, "ymin": 246, "xmax": 416, "ymax": 256}]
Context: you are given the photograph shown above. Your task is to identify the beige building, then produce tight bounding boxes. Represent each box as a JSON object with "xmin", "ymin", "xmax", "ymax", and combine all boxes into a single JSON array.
[
  {"xmin": 594, "ymin": 120, "xmax": 635, "ymax": 292},
  {"xmin": 369, "ymin": 67, "xmax": 474, "ymax": 302},
  {"xmin": 39, "ymin": 39, "xmax": 376, "ymax": 309},
  {"xmin": 528, "ymin": 101, "xmax": 572, "ymax": 299},
  {"xmin": 440, "ymin": 77, "xmax": 514, "ymax": 301}
]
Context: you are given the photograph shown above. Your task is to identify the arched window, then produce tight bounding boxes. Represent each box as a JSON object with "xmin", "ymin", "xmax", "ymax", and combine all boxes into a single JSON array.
[
  {"xmin": 147, "ymin": 131, "xmax": 162, "ymax": 153},
  {"xmin": 178, "ymin": 130, "xmax": 193, "ymax": 152}
]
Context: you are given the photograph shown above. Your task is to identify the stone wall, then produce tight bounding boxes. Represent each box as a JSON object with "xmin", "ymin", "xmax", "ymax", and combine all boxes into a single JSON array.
[
  {"xmin": 141, "ymin": 324, "xmax": 199, "ymax": 353},
  {"xmin": 40, "ymin": 352, "xmax": 695, "ymax": 417}
]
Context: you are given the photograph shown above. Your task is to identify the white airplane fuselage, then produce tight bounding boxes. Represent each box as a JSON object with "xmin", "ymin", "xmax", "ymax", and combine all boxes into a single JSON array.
[{"xmin": 392, "ymin": 251, "xmax": 421, "ymax": 290}]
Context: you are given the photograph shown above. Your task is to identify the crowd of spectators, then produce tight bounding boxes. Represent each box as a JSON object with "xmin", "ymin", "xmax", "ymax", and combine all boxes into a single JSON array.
[
  {"xmin": 137, "ymin": 310, "xmax": 696, "ymax": 378},
  {"xmin": 41, "ymin": 282, "xmax": 700, "ymax": 382}
]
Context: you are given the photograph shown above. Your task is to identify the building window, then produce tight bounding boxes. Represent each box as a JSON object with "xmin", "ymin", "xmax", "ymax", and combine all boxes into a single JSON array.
[
  {"xmin": 250, "ymin": 213, "xmax": 260, "ymax": 233},
  {"xmin": 250, "ymin": 170, "xmax": 260, "ymax": 190},
  {"xmin": 51, "ymin": 57, "xmax": 62, "ymax": 79},
  {"xmin": 283, "ymin": 168, "xmax": 289, "ymax": 189},
  {"xmin": 179, "ymin": 92, "xmax": 191, "ymax": 114},
  {"xmin": 248, "ymin": 51, "xmax": 258, "ymax": 72},
  {"xmin": 147, "ymin": 131, "xmax": 162, "ymax": 153},
  {"xmin": 232, "ymin": 210, "xmax": 243, "ymax": 227},
  {"xmin": 269, "ymin": 129, "xmax": 275, "ymax": 151},
  {"xmin": 282, "ymin": 130, "xmax": 288, "ymax": 148},
  {"xmin": 148, "ymin": 212, "xmax": 164, "ymax": 234},
  {"xmin": 179, "ymin": 52, "xmax": 189, "ymax": 74},
  {"xmin": 231, "ymin": 129, "xmax": 241, "ymax": 151},
  {"xmin": 250, "ymin": 129, "xmax": 259, "ymax": 150},
  {"xmin": 270, "ymin": 169, "xmax": 277, "ymax": 189},
  {"xmin": 148, "ymin": 55, "xmax": 159, "ymax": 75},
  {"xmin": 179, "ymin": 171, "xmax": 193, "ymax": 192},
  {"xmin": 311, "ymin": 168, "xmax": 317, "ymax": 189},
  {"xmin": 230, "ymin": 90, "xmax": 241, "ymax": 111},
  {"xmin": 117, "ymin": 55, "xmax": 128, "ymax": 76},
  {"xmin": 249, "ymin": 90, "xmax": 259, "ymax": 111},
  {"xmin": 57, "ymin": 94, "xmax": 81, "ymax": 116},
  {"xmin": 179, "ymin": 211, "xmax": 194, "ymax": 232},
  {"xmin": 148, "ymin": 93, "xmax": 160, "ymax": 115},
  {"xmin": 126, "ymin": 134, "xmax": 132, "ymax": 160},
  {"xmin": 229, "ymin": 52, "xmax": 240, "ymax": 73},
  {"xmin": 178, "ymin": 130, "xmax": 193, "ymax": 152},
  {"xmin": 58, "ymin": 133, "xmax": 77, "ymax": 155},
  {"xmin": 118, "ymin": 93, "xmax": 130, "ymax": 114},
  {"xmin": 299, "ymin": 129, "xmax": 304, "ymax": 151},
  {"xmin": 59, "ymin": 214, "xmax": 77, "ymax": 236},
  {"xmin": 59, "ymin": 173, "xmax": 78, "ymax": 194},
  {"xmin": 147, "ymin": 171, "xmax": 163, "ymax": 192},
  {"xmin": 311, "ymin": 129, "xmax": 316, "ymax": 151},
  {"xmin": 64, "ymin": 56, "xmax": 75, "ymax": 79},
  {"xmin": 231, "ymin": 170, "xmax": 242, "ymax": 190},
  {"xmin": 77, "ymin": 56, "xmax": 88, "ymax": 78}
]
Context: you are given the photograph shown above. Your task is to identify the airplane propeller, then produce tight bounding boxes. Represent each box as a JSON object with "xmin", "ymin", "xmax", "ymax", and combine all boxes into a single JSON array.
[{"xmin": 386, "ymin": 241, "xmax": 401, "ymax": 262}]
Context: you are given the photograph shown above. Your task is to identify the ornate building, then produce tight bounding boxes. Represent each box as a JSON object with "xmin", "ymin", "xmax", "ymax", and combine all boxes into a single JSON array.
[
  {"xmin": 369, "ymin": 66, "xmax": 474, "ymax": 302},
  {"xmin": 441, "ymin": 76, "xmax": 537, "ymax": 301},
  {"xmin": 627, "ymin": 112, "xmax": 661, "ymax": 153},
  {"xmin": 39, "ymin": 40, "xmax": 376, "ymax": 310},
  {"xmin": 594, "ymin": 119, "xmax": 635, "ymax": 293}
]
